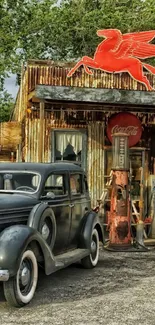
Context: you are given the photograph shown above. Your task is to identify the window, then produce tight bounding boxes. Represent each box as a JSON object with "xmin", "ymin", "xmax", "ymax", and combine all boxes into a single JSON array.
[
  {"xmin": 51, "ymin": 130, "xmax": 87, "ymax": 170},
  {"xmin": 0, "ymin": 171, "xmax": 40, "ymax": 193},
  {"xmin": 70, "ymin": 174, "xmax": 82, "ymax": 195},
  {"xmin": 42, "ymin": 174, "xmax": 66, "ymax": 197},
  {"xmin": 84, "ymin": 175, "xmax": 88, "ymax": 193}
]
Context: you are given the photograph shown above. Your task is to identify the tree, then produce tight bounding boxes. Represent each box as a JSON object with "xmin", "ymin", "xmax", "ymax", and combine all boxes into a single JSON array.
[
  {"xmin": 1, "ymin": 0, "xmax": 155, "ymax": 84},
  {"xmin": 0, "ymin": 90, "xmax": 14, "ymax": 122},
  {"xmin": 1, "ymin": 0, "xmax": 155, "ymax": 119}
]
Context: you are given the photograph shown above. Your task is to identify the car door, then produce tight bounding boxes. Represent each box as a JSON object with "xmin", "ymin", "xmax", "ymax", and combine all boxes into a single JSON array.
[
  {"xmin": 68, "ymin": 172, "xmax": 91, "ymax": 249},
  {"xmin": 41, "ymin": 171, "xmax": 71, "ymax": 255}
]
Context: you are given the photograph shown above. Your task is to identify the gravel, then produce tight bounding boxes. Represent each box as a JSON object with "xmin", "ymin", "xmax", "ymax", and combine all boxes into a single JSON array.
[{"xmin": 1, "ymin": 247, "xmax": 155, "ymax": 325}]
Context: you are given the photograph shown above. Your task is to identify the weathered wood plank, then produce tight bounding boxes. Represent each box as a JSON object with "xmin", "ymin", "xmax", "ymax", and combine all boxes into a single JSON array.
[{"xmin": 35, "ymin": 85, "xmax": 155, "ymax": 107}]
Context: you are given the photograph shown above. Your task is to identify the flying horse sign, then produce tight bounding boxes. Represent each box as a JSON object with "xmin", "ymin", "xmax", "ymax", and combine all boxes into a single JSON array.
[{"xmin": 67, "ymin": 29, "xmax": 155, "ymax": 91}]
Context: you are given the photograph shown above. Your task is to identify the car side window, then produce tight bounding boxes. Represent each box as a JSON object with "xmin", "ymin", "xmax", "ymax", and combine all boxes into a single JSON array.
[
  {"xmin": 70, "ymin": 174, "xmax": 82, "ymax": 195},
  {"xmin": 84, "ymin": 175, "xmax": 89, "ymax": 193},
  {"xmin": 42, "ymin": 174, "xmax": 66, "ymax": 197}
]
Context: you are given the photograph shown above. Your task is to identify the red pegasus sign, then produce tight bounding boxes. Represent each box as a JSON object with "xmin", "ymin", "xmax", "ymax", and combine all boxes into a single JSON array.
[{"xmin": 67, "ymin": 29, "xmax": 155, "ymax": 90}]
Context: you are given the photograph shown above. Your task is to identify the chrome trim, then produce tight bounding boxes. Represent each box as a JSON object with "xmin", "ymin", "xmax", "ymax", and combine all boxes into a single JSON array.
[{"xmin": 0, "ymin": 270, "xmax": 9, "ymax": 281}]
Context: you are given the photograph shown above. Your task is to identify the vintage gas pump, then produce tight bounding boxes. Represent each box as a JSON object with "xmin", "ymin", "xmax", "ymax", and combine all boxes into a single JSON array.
[{"xmin": 108, "ymin": 133, "xmax": 131, "ymax": 249}]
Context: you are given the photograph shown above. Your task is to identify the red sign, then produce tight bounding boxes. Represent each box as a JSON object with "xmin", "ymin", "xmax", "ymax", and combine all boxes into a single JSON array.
[
  {"xmin": 106, "ymin": 112, "xmax": 142, "ymax": 147},
  {"xmin": 67, "ymin": 29, "xmax": 155, "ymax": 91}
]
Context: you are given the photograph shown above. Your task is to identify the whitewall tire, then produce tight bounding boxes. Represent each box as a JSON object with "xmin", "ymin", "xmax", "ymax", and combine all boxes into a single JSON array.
[
  {"xmin": 4, "ymin": 249, "xmax": 38, "ymax": 307},
  {"xmin": 81, "ymin": 228, "xmax": 99, "ymax": 269}
]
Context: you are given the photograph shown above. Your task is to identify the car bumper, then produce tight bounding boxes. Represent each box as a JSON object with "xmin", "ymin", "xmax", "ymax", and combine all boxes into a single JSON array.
[{"xmin": 0, "ymin": 270, "xmax": 9, "ymax": 281}]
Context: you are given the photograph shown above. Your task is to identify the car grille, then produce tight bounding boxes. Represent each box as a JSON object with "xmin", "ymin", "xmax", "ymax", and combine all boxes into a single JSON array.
[{"xmin": 0, "ymin": 207, "xmax": 32, "ymax": 225}]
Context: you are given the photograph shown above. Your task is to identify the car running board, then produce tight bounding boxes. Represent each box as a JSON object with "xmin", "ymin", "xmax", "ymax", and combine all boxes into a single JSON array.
[{"xmin": 54, "ymin": 248, "xmax": 90, "ymax": 270}]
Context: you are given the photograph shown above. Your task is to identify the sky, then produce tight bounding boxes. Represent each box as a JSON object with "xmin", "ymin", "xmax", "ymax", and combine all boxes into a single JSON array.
[{"xmin": 4, "ymin": 74, "xmax": 19, "ymax": 99}]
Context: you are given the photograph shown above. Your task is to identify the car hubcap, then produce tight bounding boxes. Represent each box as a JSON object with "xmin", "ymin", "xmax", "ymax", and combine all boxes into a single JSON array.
[
  {"xmin": 41, "ymin": 223, "xmax": 50, "ymax": 240},
  {"xmin": 19, "ymin": 259, "xmax": 33, "ymax": 294},
  {"xmin": 21, "ymin": 265, "xmax": 31, "ymax": 286}
]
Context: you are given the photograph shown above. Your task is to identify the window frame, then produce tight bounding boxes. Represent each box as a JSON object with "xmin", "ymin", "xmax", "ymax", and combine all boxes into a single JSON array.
[
  {"xmin": 0, "ymin": 170, "xmax": 41, "ymax": 194},
  {"xmin": 51, "ymin": 129, "xmax": 87, "ymax": 171},
  {"xmin": 69, "ymin": 172, "xmax": 84, "ymax": 197},
  {"xmin": 41, "ymin": 172, "xmax": 69, "ymax": 199}
]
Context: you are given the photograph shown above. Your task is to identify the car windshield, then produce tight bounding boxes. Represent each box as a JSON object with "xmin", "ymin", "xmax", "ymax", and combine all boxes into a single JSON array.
[{"xmin": 0, "ymin": 171, "xmax": 40, "ymax": 193}]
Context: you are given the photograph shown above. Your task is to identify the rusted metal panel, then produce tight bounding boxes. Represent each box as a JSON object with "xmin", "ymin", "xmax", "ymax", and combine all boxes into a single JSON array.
[
  {"xmin": 25, "ymin": 115, "xmax": 41, "ymax": 162},
  {"xmin": 87, "ymin": 122, "xmax": 105, "ymax": 207},
  {"xmin": 24, "ymin": 111, "xmax": 56, "ymax": 162},
  {"xmin": 27, "ymin": 60, "xmax": 155, "ymax": 94},
  {"xmin": 109, "ymin": 170, "xmax": 131, "ymax": 248}
]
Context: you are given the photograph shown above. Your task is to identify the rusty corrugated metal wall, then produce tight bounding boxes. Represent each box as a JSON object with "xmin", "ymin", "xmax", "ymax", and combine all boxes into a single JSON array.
[
  {"xmin": 25, "ymin": 113, "xmax": 51, "ymax": 163},
  {"xmin": 87, "ymin": 122, "xmax": 105, "ymax": 207},
  {"xmin": 13, "ymin": 60, "xmax": 155, "ymax": 125},
  {"xmin": 27, "ymin": 61, "xmax": 155, "ymax": 93}
]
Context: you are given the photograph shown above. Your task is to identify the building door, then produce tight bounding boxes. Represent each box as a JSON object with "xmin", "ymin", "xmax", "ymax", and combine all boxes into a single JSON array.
[{"xmin": 51, "ymin": 129, "xmax": 87, "ymax": 170}]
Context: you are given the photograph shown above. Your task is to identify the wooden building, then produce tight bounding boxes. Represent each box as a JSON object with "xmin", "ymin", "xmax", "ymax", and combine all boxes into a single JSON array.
[{"xmin": 3, "ymin": 59, "xmax": 155, "ymax": 231}]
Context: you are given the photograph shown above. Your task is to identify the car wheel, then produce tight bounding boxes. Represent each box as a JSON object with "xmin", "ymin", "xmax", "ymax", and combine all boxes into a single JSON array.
[
  {"xmin": 3, "ymin": 249, "xmax": 38, "ymax": 307},
  {"xmin": 38, "ymin": 208, "xmax": 56, "ymax": 250},
  {"xmin": 81, "ymin": 228, "xmax": 99, "ymax": 269},
  {"xmin": 39, "ymin": 217, "xmax": 53, "ymax": 245}
]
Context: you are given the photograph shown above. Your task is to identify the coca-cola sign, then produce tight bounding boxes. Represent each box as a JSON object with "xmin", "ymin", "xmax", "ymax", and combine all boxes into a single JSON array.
[
  {"xmin": 111, "ymin": 125, "xmax": 138, "ymax": 136},
  {"xmin": 107, "ymin": 112, "xmax": 142, "ymax": 147}
]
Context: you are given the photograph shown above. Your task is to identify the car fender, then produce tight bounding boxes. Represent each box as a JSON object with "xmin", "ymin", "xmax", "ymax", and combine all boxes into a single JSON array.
[
  {"xmin": 0, "ymin": 225, "xmax": 55, "ymax": 277},
  {"xmin": 78, "ymin": 210, "xmax": 104, "ymax": 249},
  {"xmin": 28, "ymin": 203, "xmax": 56, "ymax": 250}
]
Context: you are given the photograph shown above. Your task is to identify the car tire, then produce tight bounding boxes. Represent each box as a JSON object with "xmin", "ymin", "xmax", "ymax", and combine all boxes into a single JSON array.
[
  {"xmin": 81, "ymin": 228, "xmax": 99, "ymax": 269},
  {"xmin": 3, "ymin": 249, "xmax": 38, "ymax": 308}
]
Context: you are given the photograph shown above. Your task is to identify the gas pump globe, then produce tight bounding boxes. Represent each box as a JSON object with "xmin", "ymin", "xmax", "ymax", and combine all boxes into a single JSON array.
[{"xmin": 108, "ymin": 133, "xmax": 131, "ymax": 249}]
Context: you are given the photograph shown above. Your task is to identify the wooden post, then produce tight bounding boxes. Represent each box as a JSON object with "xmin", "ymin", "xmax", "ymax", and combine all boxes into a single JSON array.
[
  {"xmin": 38, "ymin": 101, "xmax": 45, "ymax": 162},
  {"xmin": 139, "ymin": 166, "xmax": 144, "ymax": 221}
]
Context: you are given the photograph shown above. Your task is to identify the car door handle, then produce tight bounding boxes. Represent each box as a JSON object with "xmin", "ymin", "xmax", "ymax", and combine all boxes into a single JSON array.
[{"xmin": 69, "ymin": 204, "xmax": 74, "ymax": 208}]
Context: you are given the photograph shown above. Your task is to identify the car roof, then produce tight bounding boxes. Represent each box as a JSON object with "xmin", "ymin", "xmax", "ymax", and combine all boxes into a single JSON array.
[{"xmin": 0, "ymin": 162, "xmax": 84, "ymax": 174}]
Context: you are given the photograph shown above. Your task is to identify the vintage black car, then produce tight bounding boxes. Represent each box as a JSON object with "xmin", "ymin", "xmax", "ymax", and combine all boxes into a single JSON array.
[{"xmin": 0, "ymin": 162, "xmax": 104, "ymax": 307}]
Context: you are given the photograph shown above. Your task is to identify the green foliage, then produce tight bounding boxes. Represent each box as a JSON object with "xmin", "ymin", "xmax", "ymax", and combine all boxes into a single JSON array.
[
  {"xmin": 1, "ymin": 0, "xmax": 155, "ymax": 80},
  {"xmin": 0, "ymin": 90, "xmax": 14, "ymax": 122},
  {"xmin": 1, "ymin": 0, "xmax": 155, "ymax": 116}
]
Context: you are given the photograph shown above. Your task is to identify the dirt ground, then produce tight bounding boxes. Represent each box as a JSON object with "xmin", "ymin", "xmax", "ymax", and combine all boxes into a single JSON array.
[{"xmin": 1, "ymin": 247, "xmax": 155, "ymax": 325}]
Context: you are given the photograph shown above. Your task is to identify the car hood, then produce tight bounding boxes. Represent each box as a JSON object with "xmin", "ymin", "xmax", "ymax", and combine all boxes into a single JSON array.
[{"xmin": 0, "ymin": 193, "xmax": 39, "ymax": 211}]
